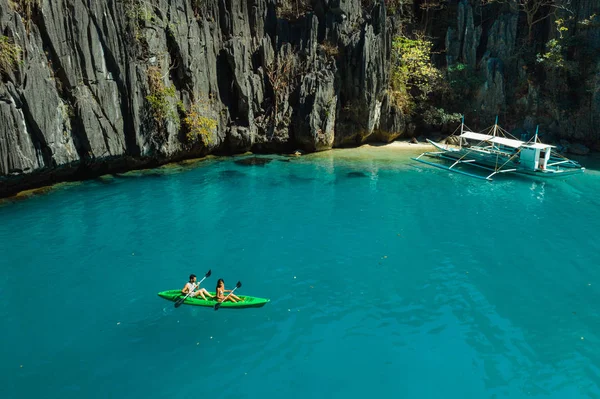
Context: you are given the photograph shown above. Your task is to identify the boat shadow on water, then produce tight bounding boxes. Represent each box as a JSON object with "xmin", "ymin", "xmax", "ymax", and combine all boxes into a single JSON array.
[{"xmin": 413, "ymin": 156, "xmax": 586, "ymax": 187}]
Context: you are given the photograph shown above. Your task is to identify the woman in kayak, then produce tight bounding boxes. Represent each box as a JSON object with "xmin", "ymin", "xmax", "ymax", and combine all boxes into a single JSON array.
[
  {"xmin": 182, "ymin": 274, "xmax": 214, "ymax": 300},
  {"xmin": 216, "ymin": 279, "xmax": 242, "ymax": 303}
]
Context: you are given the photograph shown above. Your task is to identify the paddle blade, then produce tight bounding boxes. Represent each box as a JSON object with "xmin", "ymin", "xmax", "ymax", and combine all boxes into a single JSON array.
[
  {"xmin": 214, "ymin": 302, "xmax": 221, "ymax": 311},
  {"xmin": 206, "ymin": 270, "xmax": 212, "ymax": 278},
  {"xmin": 174, "ymin": 295, "xmax": 186, "ymax": 308},
  {"xmin": 236, "ymin": 281, "xmax": 242, "ymax": 289}
]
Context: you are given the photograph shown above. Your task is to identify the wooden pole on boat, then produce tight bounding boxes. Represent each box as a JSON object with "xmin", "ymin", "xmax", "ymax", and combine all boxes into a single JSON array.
[
  {"xmin": 493, "ymin": 115, "xmax": 498, "ymax": 137},
  {"xmin": 534, "ymin": 125, "xmax": 539, "ymax": 142},
  {"xmin": 460, "ymin": 115, "xmax": 464, "ymax": 149}
]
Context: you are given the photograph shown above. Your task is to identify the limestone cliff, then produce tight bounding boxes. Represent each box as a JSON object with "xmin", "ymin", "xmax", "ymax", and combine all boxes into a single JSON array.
[
  {"xmin": 1, "ymin": 0, "xmax": 599, "ymax": 198},
  {"xmin": 0, "ymin": 0, "xmax": 399, "ymax": 197}
]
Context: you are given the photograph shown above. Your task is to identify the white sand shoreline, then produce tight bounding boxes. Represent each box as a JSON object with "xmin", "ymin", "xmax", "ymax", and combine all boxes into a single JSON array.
[
  {"xmin": 331, "ymin": 140, "xmax": 436, "ymax": 152},
  {"xmin": 365, "ymin": 140, "xmax": 435, "ymax": 149}
]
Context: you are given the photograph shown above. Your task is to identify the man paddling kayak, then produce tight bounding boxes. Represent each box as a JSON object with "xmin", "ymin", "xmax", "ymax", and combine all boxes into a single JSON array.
[{"xmin": 182, "ymin": 274, "xmax": 214, "ymax": 300}]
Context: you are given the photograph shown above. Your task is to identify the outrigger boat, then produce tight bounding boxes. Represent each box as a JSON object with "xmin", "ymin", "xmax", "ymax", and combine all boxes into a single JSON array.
[{"xmin": 412, "ymin": 116, "xmax": 585, "ymax": 180}]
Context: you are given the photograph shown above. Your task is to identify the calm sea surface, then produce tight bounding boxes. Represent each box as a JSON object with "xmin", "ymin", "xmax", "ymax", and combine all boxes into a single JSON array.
[{"xmin": 1, "ymin": 145, "xmax": 600, "ymax": 398}]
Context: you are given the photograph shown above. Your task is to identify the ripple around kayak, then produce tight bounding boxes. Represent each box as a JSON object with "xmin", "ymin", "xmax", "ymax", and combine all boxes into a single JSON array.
[{"xmin": 157, "ymin": 290, "xmax": 270, "ymax": 308}]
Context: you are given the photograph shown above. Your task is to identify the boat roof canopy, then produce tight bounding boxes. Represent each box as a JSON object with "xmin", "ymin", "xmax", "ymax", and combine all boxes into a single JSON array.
[
  {"xmin": 491, "ymin": 137, "xmax": 522, "ymax": 148},
  {"xmin": 460, "ymin": 131, "xmax": 555, "ymax": 149},
  {"xmin": 461, "ymin": 131, "xmax": 491, "ymax": 141},
  {"xmin": 522, "ymin": 143, "xmax": 555, "ymax": 149}
]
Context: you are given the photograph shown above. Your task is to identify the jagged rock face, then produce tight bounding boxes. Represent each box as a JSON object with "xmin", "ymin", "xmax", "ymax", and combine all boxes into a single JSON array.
[
  {"xmin": 592, "ymin": 62, "xmax": 600, "ymax": 142},
  {"xmin": 0, "ymin": 0, "xmax": 404, "ymax": 197},
  {"xmin": 334, "ymin": 1, "xmax": 398, "ymax": 146},
  {"xmin": 486, "ymin": 13, "xmax": 518, "ymax": 63},
  {"xmin": 2, "ymin": 0, "xmax": 599, "ymax": 197},
  {"xmin": 441, "ymin": 0, "xmax": 600, "ymax": 151},
  {"xmin": 445, "ymin": 0, "xmax": 481, "ymax": 69},
  {"xmin": 477, "ymin": 56, "xmax": 505, "ymax": 118}
]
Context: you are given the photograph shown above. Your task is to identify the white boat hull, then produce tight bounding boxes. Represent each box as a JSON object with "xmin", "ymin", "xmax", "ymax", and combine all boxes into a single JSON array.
[{"xmin": 415, "ymin": 140, "xmax": 585, "ymax": 180}]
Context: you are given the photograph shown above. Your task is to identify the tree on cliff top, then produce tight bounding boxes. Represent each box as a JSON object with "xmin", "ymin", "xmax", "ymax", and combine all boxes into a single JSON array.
[{"xmin": 482, "ymin": 0, "xmax": 573, "ymax": 43}]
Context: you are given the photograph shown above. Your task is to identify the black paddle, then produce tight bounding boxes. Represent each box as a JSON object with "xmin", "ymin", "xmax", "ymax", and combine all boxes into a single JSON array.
[
  {"xmin": 175, "ymin": 269, "xmax": 212, "ymax": 308},
  {"xmin": 214, "ymin": 281, "xmax": 242, "ymax": 311}
]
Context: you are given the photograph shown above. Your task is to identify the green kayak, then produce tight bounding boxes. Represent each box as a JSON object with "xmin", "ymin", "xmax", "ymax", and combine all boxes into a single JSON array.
[{"xmin": 157, "ymin": 290, "xmax": 270, "ymax": 309}]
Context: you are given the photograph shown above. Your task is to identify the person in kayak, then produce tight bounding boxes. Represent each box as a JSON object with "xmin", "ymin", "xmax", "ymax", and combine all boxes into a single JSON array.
[
  {"xmin": 216, "ymin": 279, "xmax": 242, "ymax": 303},
  {"xmin": 182, "ymin": 274, "xmax": 214, "ymax": 300}
]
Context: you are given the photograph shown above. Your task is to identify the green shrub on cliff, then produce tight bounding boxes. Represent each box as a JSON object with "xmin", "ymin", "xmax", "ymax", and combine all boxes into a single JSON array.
[
  {"xmin": 9, "ymin": 0, "xmax": 40, "ymax": 33},
  {"xmin": 389, "ymin": 34, "xmax": 442, "ymax": 114},
  {"xmin": 184, "ymin": 99, "xmax": 217, "ymax": 146},
  {"xmin": 536, "ymin": 39, "xmax": 567, "ymax": 69},
  {"xmin": 146, "ymin": 66, "xmax": 179, "ymax": 128},
  {"xmin": 536, "ymin": 19, "xmax": 578, "ymax": 74},
  {"xmin": 445, "ymin": 63, "xmax": 485, "ymax": 105},
  {"xmin": 0, "ymin": 36, "xmax": 22, "ymax": 75},
  {"xmin": 276, "ymin": 0, "xmax": 312, "ymax": 20}
]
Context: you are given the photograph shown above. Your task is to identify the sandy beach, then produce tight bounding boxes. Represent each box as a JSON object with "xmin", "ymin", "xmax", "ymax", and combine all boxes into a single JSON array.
[{"xmin": 361, "ymin": 140, "xmax": 436, "ymax": 150}]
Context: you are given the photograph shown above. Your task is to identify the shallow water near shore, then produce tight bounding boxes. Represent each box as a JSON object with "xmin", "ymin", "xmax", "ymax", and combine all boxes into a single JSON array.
[{"xmin": 1, "ymin": 145, "xmax": 600, "ymax": 398}]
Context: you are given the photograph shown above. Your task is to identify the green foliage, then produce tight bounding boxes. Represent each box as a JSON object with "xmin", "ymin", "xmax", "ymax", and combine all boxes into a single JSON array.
[
  {"xmin": 124, "ymin": 0, "xmax": 157, "ymax": 43},
  {"xmin": 124, "ymin": 0, "xmax": 153, "ymax": 22},
  {"xmin": 10, "ymin": 0, "xmax": 40, "ymax": 14},
  {"xmin": 421, "ymin": 107, "xmax": 462, "ymax": 126},
  {"xmin": 146, "ymin": 66, "xmax": 179, "ymax": 128},
  {"xmin": 554, "ymin": 17, "xmax": 569, "ymax": 38},
  {"xmin": 386, "ymin": 0, "xmax": 401, "ymax": 14},
  {"xmin": 389, "ymin": 34, "xmax": 442, "ymax": 113},
  {"xmin": 536, "ymin": 39, "xmax": 565, "ymax": 69},
  {"xmin": 276, "ymin": 0, "xmax": 312, "ymax": 20},
  {"xmin": 319, "ymin": 41, "xmax": 339, "ymax": 58},
  {"xmin": 0, "ymin": 36, "xmax": 22, "ymax": 75},
  {"xmin": 9, "ymin": 0, "xmax": 41, "ymax": 33},
  {"xmin": 176, "ymin": 100, "xmax": 185, "ymax": 114},
  {"xmin": 445, "ymin": 63, "xmax": 484, "ymax": 103},
  {"xmin": 536, "ymin": 19, "xmax": 577, "ymax": 73},
  {"xmin": 183, "ymin": 99, "xmax": 217, "ymax": 145},
  {"xmin": 578, "ymin": 13, "xmax": 600, "ymax": 28}
]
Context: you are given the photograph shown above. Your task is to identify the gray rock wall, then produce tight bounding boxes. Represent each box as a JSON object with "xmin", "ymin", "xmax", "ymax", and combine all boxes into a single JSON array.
[
  {"xmin": 0, "ymin": 0, "xmax": 402, "ymax": 197},
  {"xmin": 444, "ymin": 0, "xmax": 600, "ymax": 149},
  {"xmin": 2, "ymin": 0, "xmax": 599, "ymax": 196}
]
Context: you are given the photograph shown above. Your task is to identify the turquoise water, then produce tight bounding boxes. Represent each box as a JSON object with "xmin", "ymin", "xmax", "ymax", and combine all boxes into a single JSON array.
[{"xmin": 2, "ymin": 146, "xmax": 600, "ymax": 398}]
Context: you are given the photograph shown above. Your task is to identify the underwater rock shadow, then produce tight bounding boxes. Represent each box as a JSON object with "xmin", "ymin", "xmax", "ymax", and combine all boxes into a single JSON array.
[
  {"xmin": 233, "ymin": 157, "xmax": 274, "ymax": 167},
  {"xmin": 264, "ymin": 173, "xmax": 316, "ymax": 187},
  {"xmin": 325, "ymin": 171, "xmax": 371, "ymax": 186},
  {"xmin": 346, "ymin": 171, "xmax": 369, "ymax": 178},
  {"xmin": 112, "ymin": 171, "xmax": 165, "ymax": 179},
  {"xmin": 218, "ymin": 170, "xmax": 246, "ymax": 179},
  {"xmin": 96, "ymin": 175, "xmax": 118, "ymax": 185},
  {"xmin": 288, "ymin": 174, "xmax": 316, "ymax": 184}
]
